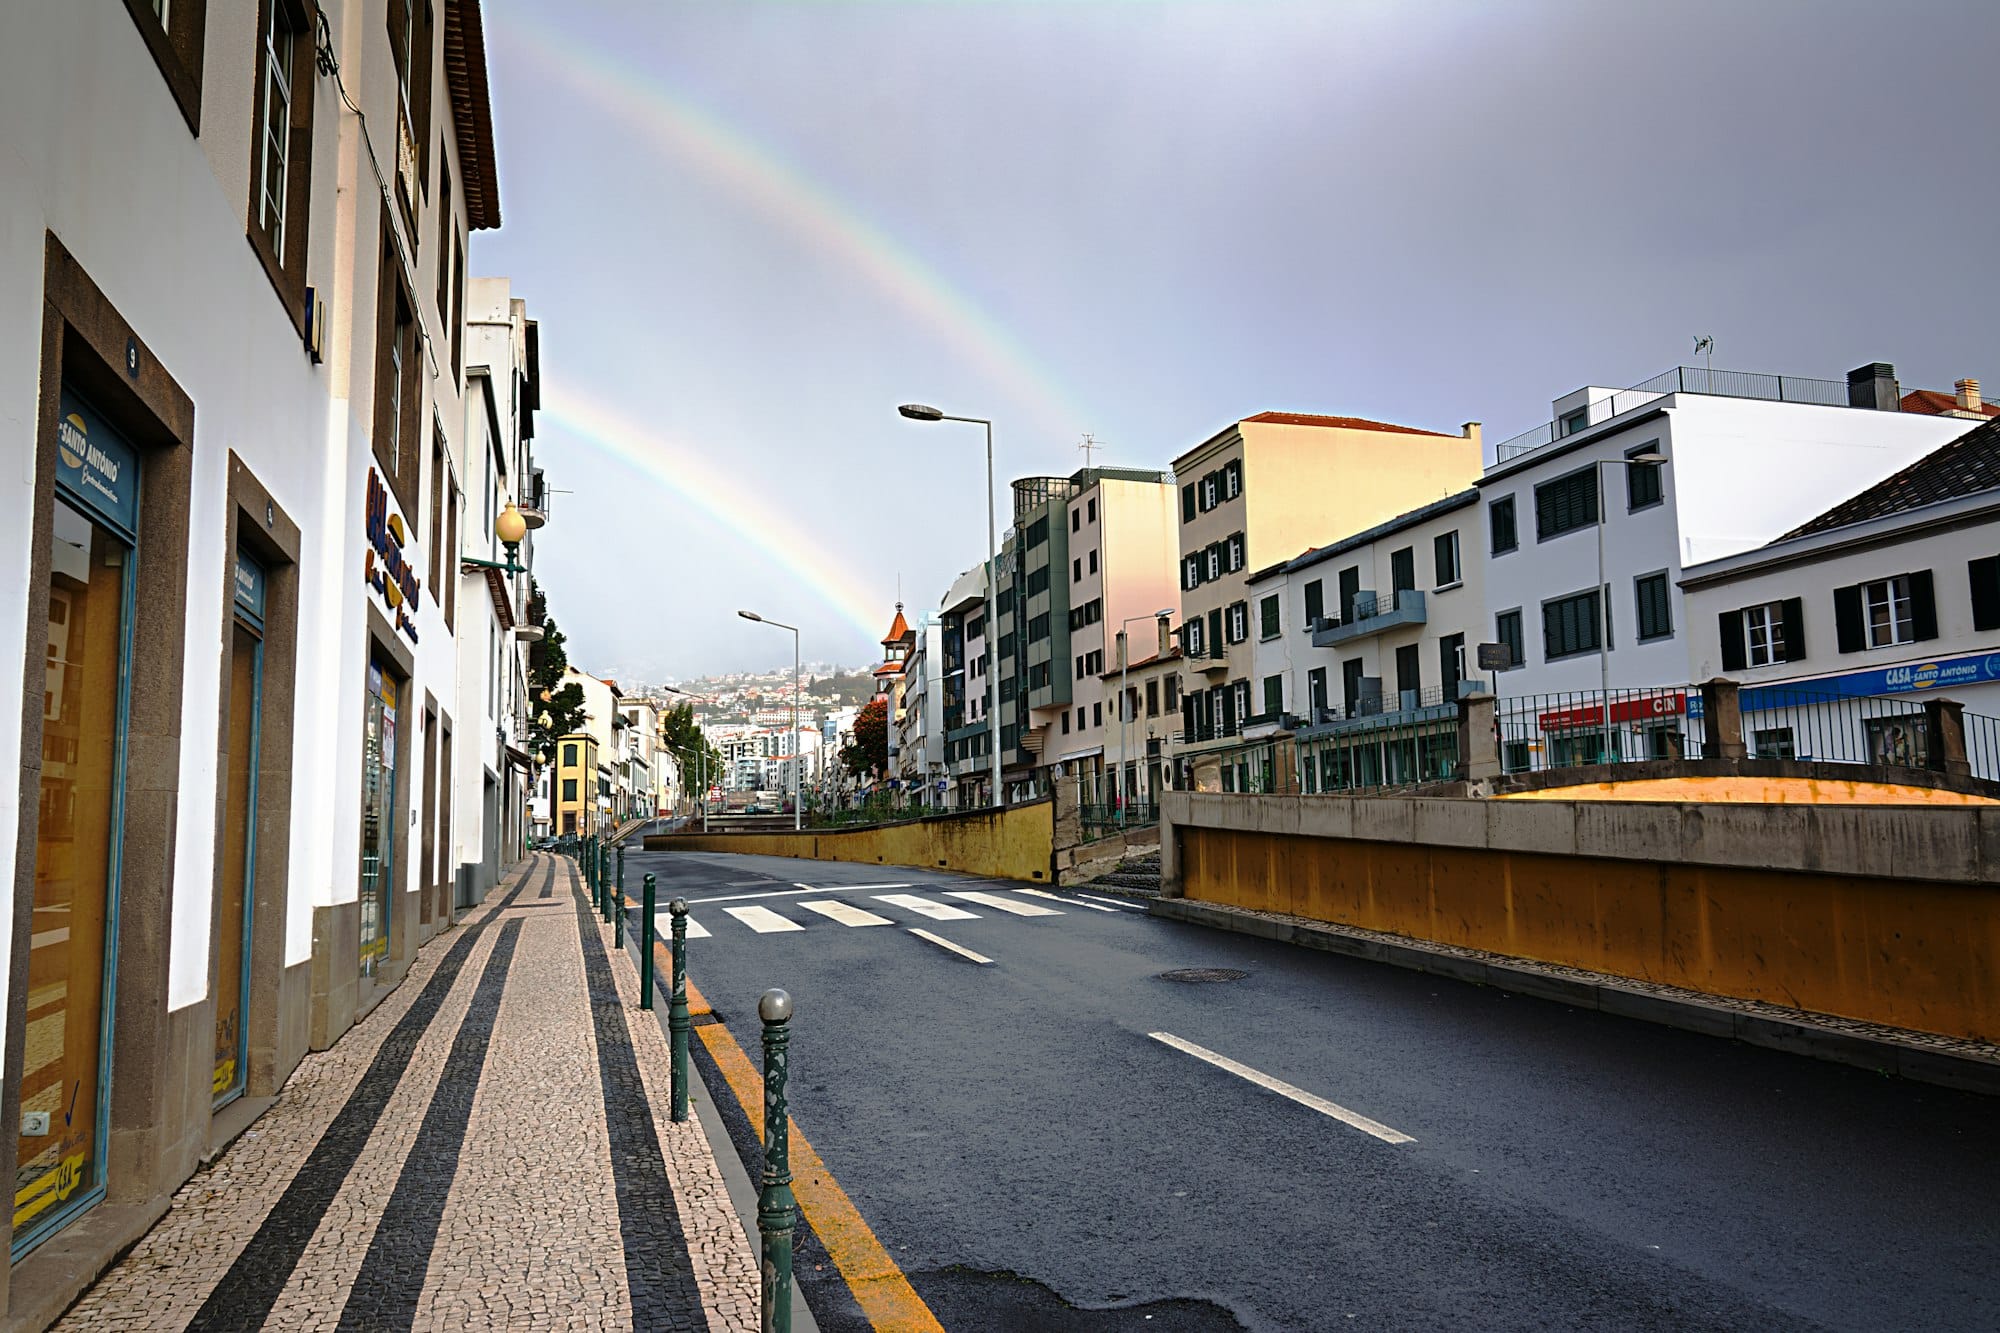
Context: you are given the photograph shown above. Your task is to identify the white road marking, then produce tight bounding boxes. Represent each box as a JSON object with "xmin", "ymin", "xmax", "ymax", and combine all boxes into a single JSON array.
[
  {"xmin": 945, "ymin": 890, "xmax": 1061, "ymax": 917},
  {"xmin": 1016, "ymin": 888, "xmax": 1117, "ymax": 912},
  {"xmin": 685, "ymin": 882, "xmax": 902, "ymax": 905},
  {"xmin": 798, "ymin": 900, "xmax": 893, "ymax": 928},
  {"xmin": 1148, "ymin": 1032, "xmax": 1414, "ymax": 1145},
  {"xmin": 1078, "ymin": 893, "xmax": 1147, "ymax": 912},
  {"xmin": 723, "ymin": 905, "xmax": 805, "ymax": 934},
  {"xmin": 908, "ymin": 929, "xmax": 992, "ymax": 964},
  {"xmin": 661, "ymin": 915, "xmax": 711, "ymax": 939},
  {"xmin": 873, "ymin": 893, "xmax": 980, "ymax": 921},
  {"xmin": 794, "ymin": 882, "xmax": 917, "ymax": 891}
]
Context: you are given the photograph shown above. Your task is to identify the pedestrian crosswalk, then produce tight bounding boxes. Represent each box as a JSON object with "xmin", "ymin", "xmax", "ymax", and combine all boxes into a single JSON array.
[{"xmin": 644, "ymin": 886, "xmax": 1112, "ymax": 940}]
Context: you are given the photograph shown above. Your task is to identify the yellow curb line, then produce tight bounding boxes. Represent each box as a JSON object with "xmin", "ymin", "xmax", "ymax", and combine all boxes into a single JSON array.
[{"xmin": 677, "ymin": 964, "xmax": 944, "ymax": 1333}]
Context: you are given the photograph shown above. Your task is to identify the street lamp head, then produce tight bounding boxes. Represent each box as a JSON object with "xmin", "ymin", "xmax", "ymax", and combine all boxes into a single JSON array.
[
  {"xmin": 897, "ymin": 403, "xmax": 945, "ymax": 422},
  {"xmin": 1154, "ymin": 607, "xmax": 1174, "ymax": 618},
  {"xmin": 738, "ymin": 610, "xmax": 763, "ymax": 623},
  {"xmin": 1627, "ymin": 452, "xmax": 1666, "ymax": 465},
  {"xmin": 495, "ymin": 502, "xmax": 529, "ymax": 547}
]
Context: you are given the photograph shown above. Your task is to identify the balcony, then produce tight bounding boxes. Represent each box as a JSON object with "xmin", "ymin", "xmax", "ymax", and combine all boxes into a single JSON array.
[
  {"xmin": 1185, "ymin": 642, "xmax": 1231, "ymax": 675},
  {"xmin": 1312, "ymin": 589, "xmax": 1426, "ymax": 648}
]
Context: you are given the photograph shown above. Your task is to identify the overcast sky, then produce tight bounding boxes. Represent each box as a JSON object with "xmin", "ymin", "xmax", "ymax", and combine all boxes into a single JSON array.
[{"xmin": 474, "ymin": 0, "xmax": 2000, "ymax": 685}]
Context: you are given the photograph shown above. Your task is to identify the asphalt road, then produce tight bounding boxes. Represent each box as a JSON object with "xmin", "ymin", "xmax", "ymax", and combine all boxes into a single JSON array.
[{"xmin": 621, "ymin": 847, "xmax": 2000, "ymax": 1332}]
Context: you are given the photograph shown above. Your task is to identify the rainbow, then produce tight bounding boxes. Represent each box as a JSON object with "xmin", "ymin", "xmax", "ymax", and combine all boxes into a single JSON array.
[
  {"xmin": 539, "ymin": 382, "xmax": 892, "ymax": 640},
  {"xmin": 489, "ymin": 14, "xmax": 1093, "ymax": 441}
]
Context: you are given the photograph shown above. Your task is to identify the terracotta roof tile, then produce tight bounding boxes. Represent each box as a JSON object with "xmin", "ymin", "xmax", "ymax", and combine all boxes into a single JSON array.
[
  {"xmin": 1899, "ymin": 388, "xmax": 1999, "ymax": 419},
  {"xmin": 1241, "ymin": 411, "xmax": 1455, "ymax": 438}
]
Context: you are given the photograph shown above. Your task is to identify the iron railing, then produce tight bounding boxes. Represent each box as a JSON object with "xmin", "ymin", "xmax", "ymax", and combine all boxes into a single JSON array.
[
  {"xmin": 1964, "ymin": 711, "xmax": 2000, "ymax": 780},
  {"xmin": 1735, "ymin": 684, "xmax": 1932, "ymax": 767},
  {"xmin": 1297, "ymin": 712, "xmax": 1460, "ymax": 794},
  {"xmin": 1493, "ymin": 686, "xmax": 1704, "ymax": 771},
  {"xmin": 1494, "ymin": 365, "xmax": 1853, "ymax": 463},
  {"xmin": 1080, "ymin": 802, "xmax": 1160, "ymax": 839}
]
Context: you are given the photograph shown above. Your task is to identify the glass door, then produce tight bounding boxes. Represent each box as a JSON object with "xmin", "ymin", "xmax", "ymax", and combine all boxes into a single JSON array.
[
  {"xmin": 15, "ymin": 497, "xmax": 134, "ymax": 1254},
  {"xmin": 359, "ymin": 665, "xmax": 398, "ymax": 978},
  {"xmin": 212, "ymin": 555, "xmax": 265, "ymax": 1107}
]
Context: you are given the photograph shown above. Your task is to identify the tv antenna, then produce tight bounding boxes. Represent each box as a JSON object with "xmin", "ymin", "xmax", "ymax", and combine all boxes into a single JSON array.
[
  {"xmin": 1693, "ymin": 335, "xmax": 1715, "ymax": 382},
  {"xmin": 1078, "ymin": 433, "xmax": 1100, "ymax": 470}
]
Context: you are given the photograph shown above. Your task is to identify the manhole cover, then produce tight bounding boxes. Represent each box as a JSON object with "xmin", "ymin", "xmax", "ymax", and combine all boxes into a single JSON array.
[{"xmin": 1156, "ymin": 968, "xmax": 1248, "ymax": 984}]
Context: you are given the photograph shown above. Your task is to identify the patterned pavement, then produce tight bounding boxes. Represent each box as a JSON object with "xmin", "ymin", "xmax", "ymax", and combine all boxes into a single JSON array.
[{"xmin": 56, "ymin": 853, "xmax": 758, "ymax": 1333}]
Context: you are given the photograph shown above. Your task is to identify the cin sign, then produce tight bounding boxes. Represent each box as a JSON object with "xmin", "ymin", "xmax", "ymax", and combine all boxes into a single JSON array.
[{"xmin": 363, "ymin": 469, "xmax": 421, "ymax": 644}]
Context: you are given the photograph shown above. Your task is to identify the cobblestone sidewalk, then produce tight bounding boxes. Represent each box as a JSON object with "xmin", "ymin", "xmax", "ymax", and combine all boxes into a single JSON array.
[{"xmin": 56, "ymin": 853, "xmax": 758, "ymax": 1333}]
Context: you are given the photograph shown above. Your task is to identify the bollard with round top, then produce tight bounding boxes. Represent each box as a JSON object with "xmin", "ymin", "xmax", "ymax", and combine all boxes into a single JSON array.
[
  {"xmin": 613, "ymin": 846, "xmax": 626, "ymax": 947},
  {"xmin": 600, "ymin": 846, "xmax": 613, "ymax": 923},
  {"xmin": 641, "ymin": 874, "xmax": 658, "ymax": 1010},
  {"xmin": 669, "ymin": 899, "xmax": 690, "ymax": 1120},
  {"xmin": 758, "ymin": 988, "xmax": 796, "ymax": 1333}
]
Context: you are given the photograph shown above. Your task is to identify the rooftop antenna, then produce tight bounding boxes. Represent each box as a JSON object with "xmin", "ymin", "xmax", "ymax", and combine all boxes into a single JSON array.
[
  {"xmin": 1693, "ymin": 335, "xmax": 1714, "ymax": 385},
  {"xmin": 1078, "ymin": 433, "xmax": 1099, "ymax": 470}
]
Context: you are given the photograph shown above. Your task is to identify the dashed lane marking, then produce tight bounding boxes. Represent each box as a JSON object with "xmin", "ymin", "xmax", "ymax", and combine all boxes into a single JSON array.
[
  {"xmin": 872, "ymin": 893, "xmax": 978, "ymax": 921},
  {"xmin": 722, "ymin": 905, "xmax": 805, "ymax": 934},
  {"xmin": 1148, "ymin": 1031, "xmax": 1415, "ymax": 1144},
  {"xmin": 1016, "ymin": 888, "xmax": 1117, "ymax": 912},
  {"xmin": 798, "ymin": 900, "xmax": 893, "ymax": 928},
  {"xmin": 944, "ymin": 890, "xmax": 1062, "ymax": 917},
  {"xmin": 907, "ymin": 929, "xmax": 993, "ymax": 965}
]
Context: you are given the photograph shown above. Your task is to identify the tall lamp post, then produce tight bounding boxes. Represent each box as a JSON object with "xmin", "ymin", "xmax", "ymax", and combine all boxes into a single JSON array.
[
  {"xmin": 1117, "ymin": 608, "xmax": 1176, "ymax": 827},
  {"xmin": 898, "ymin": 403, "xmax": 1003, "ymax": 810},
  {"xmin": 1592, "ymin": 451, "xmax": 1667, "ymax": 765},
  {"xmin": 739, "ymin": 611, "xmax": 803, "ymax": 831}
]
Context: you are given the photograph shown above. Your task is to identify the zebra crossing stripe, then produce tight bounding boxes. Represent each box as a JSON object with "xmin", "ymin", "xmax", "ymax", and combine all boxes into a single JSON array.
[
  {"xmin": 798, "ymin": 900, "xmax": 892, "ymax": 928},
  {"xmin": 944, "ymin": 890, "xmax": 1061, "ymax": 917},
  {"xmin": 1016, "ymin": 888, "xmax": 1116, "ymax": 912},
  {"xmin": 723, "ymin": 905, "xmax": 804, "ymax": 934},
  {"xmin": 873, "ymin": 893, "xmax": 979, "ymax": 921}
]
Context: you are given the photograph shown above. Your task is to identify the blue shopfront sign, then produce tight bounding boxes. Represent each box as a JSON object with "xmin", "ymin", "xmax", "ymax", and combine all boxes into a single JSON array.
[
  {"xmin": 1736, "ymin": 650, "xmax": 2000, "ymax": 713},
  {"xmin": 233, "ymin": 552, "xmax": 267, "ymax": 626},
  {"xmin": 56, "ymin": 389, "xmax": 140, "ymax": 540}
]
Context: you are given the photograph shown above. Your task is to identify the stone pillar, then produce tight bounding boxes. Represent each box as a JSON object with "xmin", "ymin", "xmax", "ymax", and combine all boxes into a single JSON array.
[
  {"xmin": 1924, "ymin": 697, "xmax": 1971, "ymax": 777},
  {"xmin": 1701, "ymin": 677, "xmax": 1747, "ymax": 761},
  {"xmin": 1052, "ymin": 773, "xmax": 1085, "ymax": 851},
  {"xmin": 1457, "ymin": 692, "xmax": 1500, "ymax": 781}
]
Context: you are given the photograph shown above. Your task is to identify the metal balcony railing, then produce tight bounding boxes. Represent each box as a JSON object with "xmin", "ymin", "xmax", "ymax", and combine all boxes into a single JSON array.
[{"xmin": 1493, "ymin": 365, "xmax": 1853, "ymax": 463}]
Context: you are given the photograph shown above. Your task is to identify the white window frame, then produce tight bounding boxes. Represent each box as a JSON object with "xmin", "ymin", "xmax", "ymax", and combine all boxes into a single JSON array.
[
  {"xmin": 1200, "ymin": 475, "xmax": 1219, "ymax": 509},
  {"xmin": 258, "ymin": 2, "xmax": 295, "ymax": 250},
  {"xmin": 1743, "ymin": 602, "xmax": 1785, "ymax": 667},
  {"xmin": 1863, "ymin": 576, "xmax": 1914, "ymax": 648},
  {"xmin": 1434, "ymin": 530, "xmax": 1460, "ymax": 589},
  {"xmin": 1205, "ymin": 548, "xmax": 1221, "ymax": 580},
  {"xmin": 1226, "ymin": 534, "xmax": 1244, "ymax": 571}
]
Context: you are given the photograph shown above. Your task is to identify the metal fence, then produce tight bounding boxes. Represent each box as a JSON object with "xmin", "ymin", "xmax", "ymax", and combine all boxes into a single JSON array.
[
  {"xmin": 1080, "ymin": 803, "xmax": 1160, "ymax": 839},
  {"xmin": 1493, "ymin": 365, "xmax": 1853, "ymax": 463},
  {"xmin": 1494, "ymin": 685, "xmax": 1705, "ymax": 773},
  {"xmin": 1965, "ymin": 712, "xmax": 2000, "ymax": 781},
  {"xmin": 1297, "ymin": 712, "xmax": 1460, "ymax": 794},
  {"xmin": 1734, "ymin": 685, "xmax": 1935, "ymax": 767}
]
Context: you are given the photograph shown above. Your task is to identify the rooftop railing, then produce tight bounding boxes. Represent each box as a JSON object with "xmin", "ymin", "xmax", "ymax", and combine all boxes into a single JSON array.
[{"xmin": 1493, "ymin": 365, "xmax": 1854, "ymax": 463}]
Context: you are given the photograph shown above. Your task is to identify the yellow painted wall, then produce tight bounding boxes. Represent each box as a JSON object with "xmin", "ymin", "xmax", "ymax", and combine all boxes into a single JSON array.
[
  {"xmin": 1182, "ymin": 828, "xmax": 2000, "ymax": 1043},
  {"xmin": 647, "ymin": 801, "xmax": 1054, "ymax": 884},
  {"xmin": 1500, "ymin": 776, "xmax": 2000, "ymax": 805}
]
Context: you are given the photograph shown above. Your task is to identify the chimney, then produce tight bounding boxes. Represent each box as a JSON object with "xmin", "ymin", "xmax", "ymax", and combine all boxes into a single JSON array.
[
  {"xmin": 1847, "ymin": 362, "xmax": 1901, "ymax": 411},
  {"xmin": 1462, "ymin": 422, "xmax": 1482, "ymax": 449},
  {"xmin": 1957, "ymin": 378, "xmax": 1983, "ymax": 413}
]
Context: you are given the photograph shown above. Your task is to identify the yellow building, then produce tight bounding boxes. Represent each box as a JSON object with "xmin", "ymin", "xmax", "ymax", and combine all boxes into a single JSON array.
[
  {"xmin": 1173, "ymin": 412, "xmax": 1483, "ymax": 761},
  {"xmin": 555, "ymin": 732, "xmax": 600, "ymax": 837}
]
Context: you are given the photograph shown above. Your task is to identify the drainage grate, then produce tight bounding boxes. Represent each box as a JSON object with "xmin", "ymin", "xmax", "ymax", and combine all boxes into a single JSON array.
[{"xmin": 1156, "ymin": 968, "xmax": 1248, "ymax": 984}]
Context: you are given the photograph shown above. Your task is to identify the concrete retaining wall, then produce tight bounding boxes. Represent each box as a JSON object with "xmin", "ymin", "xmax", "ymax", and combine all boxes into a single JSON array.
[
  {"xmin": 1162, "ymin": 792, "xmax": 2000, "ymax": 1042},
  {"xmin": 645, "ymin": 799, "xmax": 1055, "ymax": 883}
]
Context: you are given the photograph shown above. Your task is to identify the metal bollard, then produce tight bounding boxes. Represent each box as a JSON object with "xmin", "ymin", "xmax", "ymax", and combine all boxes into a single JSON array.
[
  {"xmin": 641, "ymin": 874, "xmax": 657, "ymax": 1010},
  {"xmin": 758, "ymin": 989, "xmax": 796, "ymax": 1333},
  {"xmin": 669, "ymin": 900, "xmax": 690, "ymax": 1121},
  {"xmin": 600, "ymin": 847, "xmax": 613, "ymax": 923},
  {"xmin": 614, "ymin": 848, "xmax": 626, "ymax": 949}
]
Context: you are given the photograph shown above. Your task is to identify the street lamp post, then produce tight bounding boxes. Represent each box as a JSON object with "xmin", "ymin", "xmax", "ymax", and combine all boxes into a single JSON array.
[
  {"xmin": 739, "ymin": 611, "xmax": 803, "ymax": 831},
  {"xmin": 1592, "ymin": 451, "xmax": 1667, "ymax": 765},
  {"xmin": 1117, "ymin": 608, "xmax": 1176, "ymax": 828},
  {"xmin": 898, "ymin": 404, "xmax": 1003, "ymax": 811}
]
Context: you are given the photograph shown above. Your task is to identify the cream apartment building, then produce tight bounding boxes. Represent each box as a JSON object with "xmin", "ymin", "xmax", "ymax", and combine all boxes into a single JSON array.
[
  {"xmin": 1172, "ymin": 412, "xmax": 1483, "ymax": 766},
  {"xmin": 1042, "ymin": 468, "xmax": 1180, "ymax": 795}
]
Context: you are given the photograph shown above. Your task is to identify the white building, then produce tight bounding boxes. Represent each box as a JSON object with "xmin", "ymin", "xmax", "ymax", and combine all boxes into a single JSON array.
[
  {"xmin": 896, "ymin": 617, "xmax": 947, "ymax": 806},
  {"xmin": 1245, "ymin": 489, "xmax": 1486, "ymax": 791},
  {"xmin": 938, "ymin": 564, "xmax": 992, "ymax": 808},
  {"xmin": 1479, "ymin": 363, "xmax": 1970, "ymax": 766},
  {"xmin": 1681, "ymin": 416, "xmax": 2000, "ymax": 770},
  {"xmin": 455, "ymin": 277, "xmax": 543, "ymax": 898},
  {"xmin": 0, "ymin": 0, "xmax": 504, "ymax": 1305}
]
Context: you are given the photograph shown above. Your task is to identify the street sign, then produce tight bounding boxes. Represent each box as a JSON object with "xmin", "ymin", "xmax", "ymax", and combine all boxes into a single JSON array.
[{"xmin": 1476, "ymin": 642, "xmax": 1510, "ymax": 671}]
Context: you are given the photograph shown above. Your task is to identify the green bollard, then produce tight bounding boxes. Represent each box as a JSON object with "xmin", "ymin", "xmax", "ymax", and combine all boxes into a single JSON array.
[
  {"xmin": 669, "ymin": 900, "xmax": 690, "ymax": 1121},
  {"xmin": 758, "ymin": 989, "xmax": 796, "ymax": 1333},
  {"xmin": 600, "ymin": 846, "xmax": 613, "ymax": 922},
  {"xmin": 641, "ymin": 875, "xmax": 658, "ymax": 1010},
  {"xmin": 614, "ymin": 849, "xmax": 626, "ymax": 949}
]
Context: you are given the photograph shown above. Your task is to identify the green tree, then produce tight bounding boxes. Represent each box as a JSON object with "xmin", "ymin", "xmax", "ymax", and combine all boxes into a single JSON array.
[
  {"xmin": 527, "ymin": 603, "xmax": 586, "ymax": 765},
  {"xmin": 839, "ymin": 696, "xmax": 888, "ymax": 778},
  {"xmin": 658, "ymin": 702, "xmax": 724, "ymax": 798}
]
